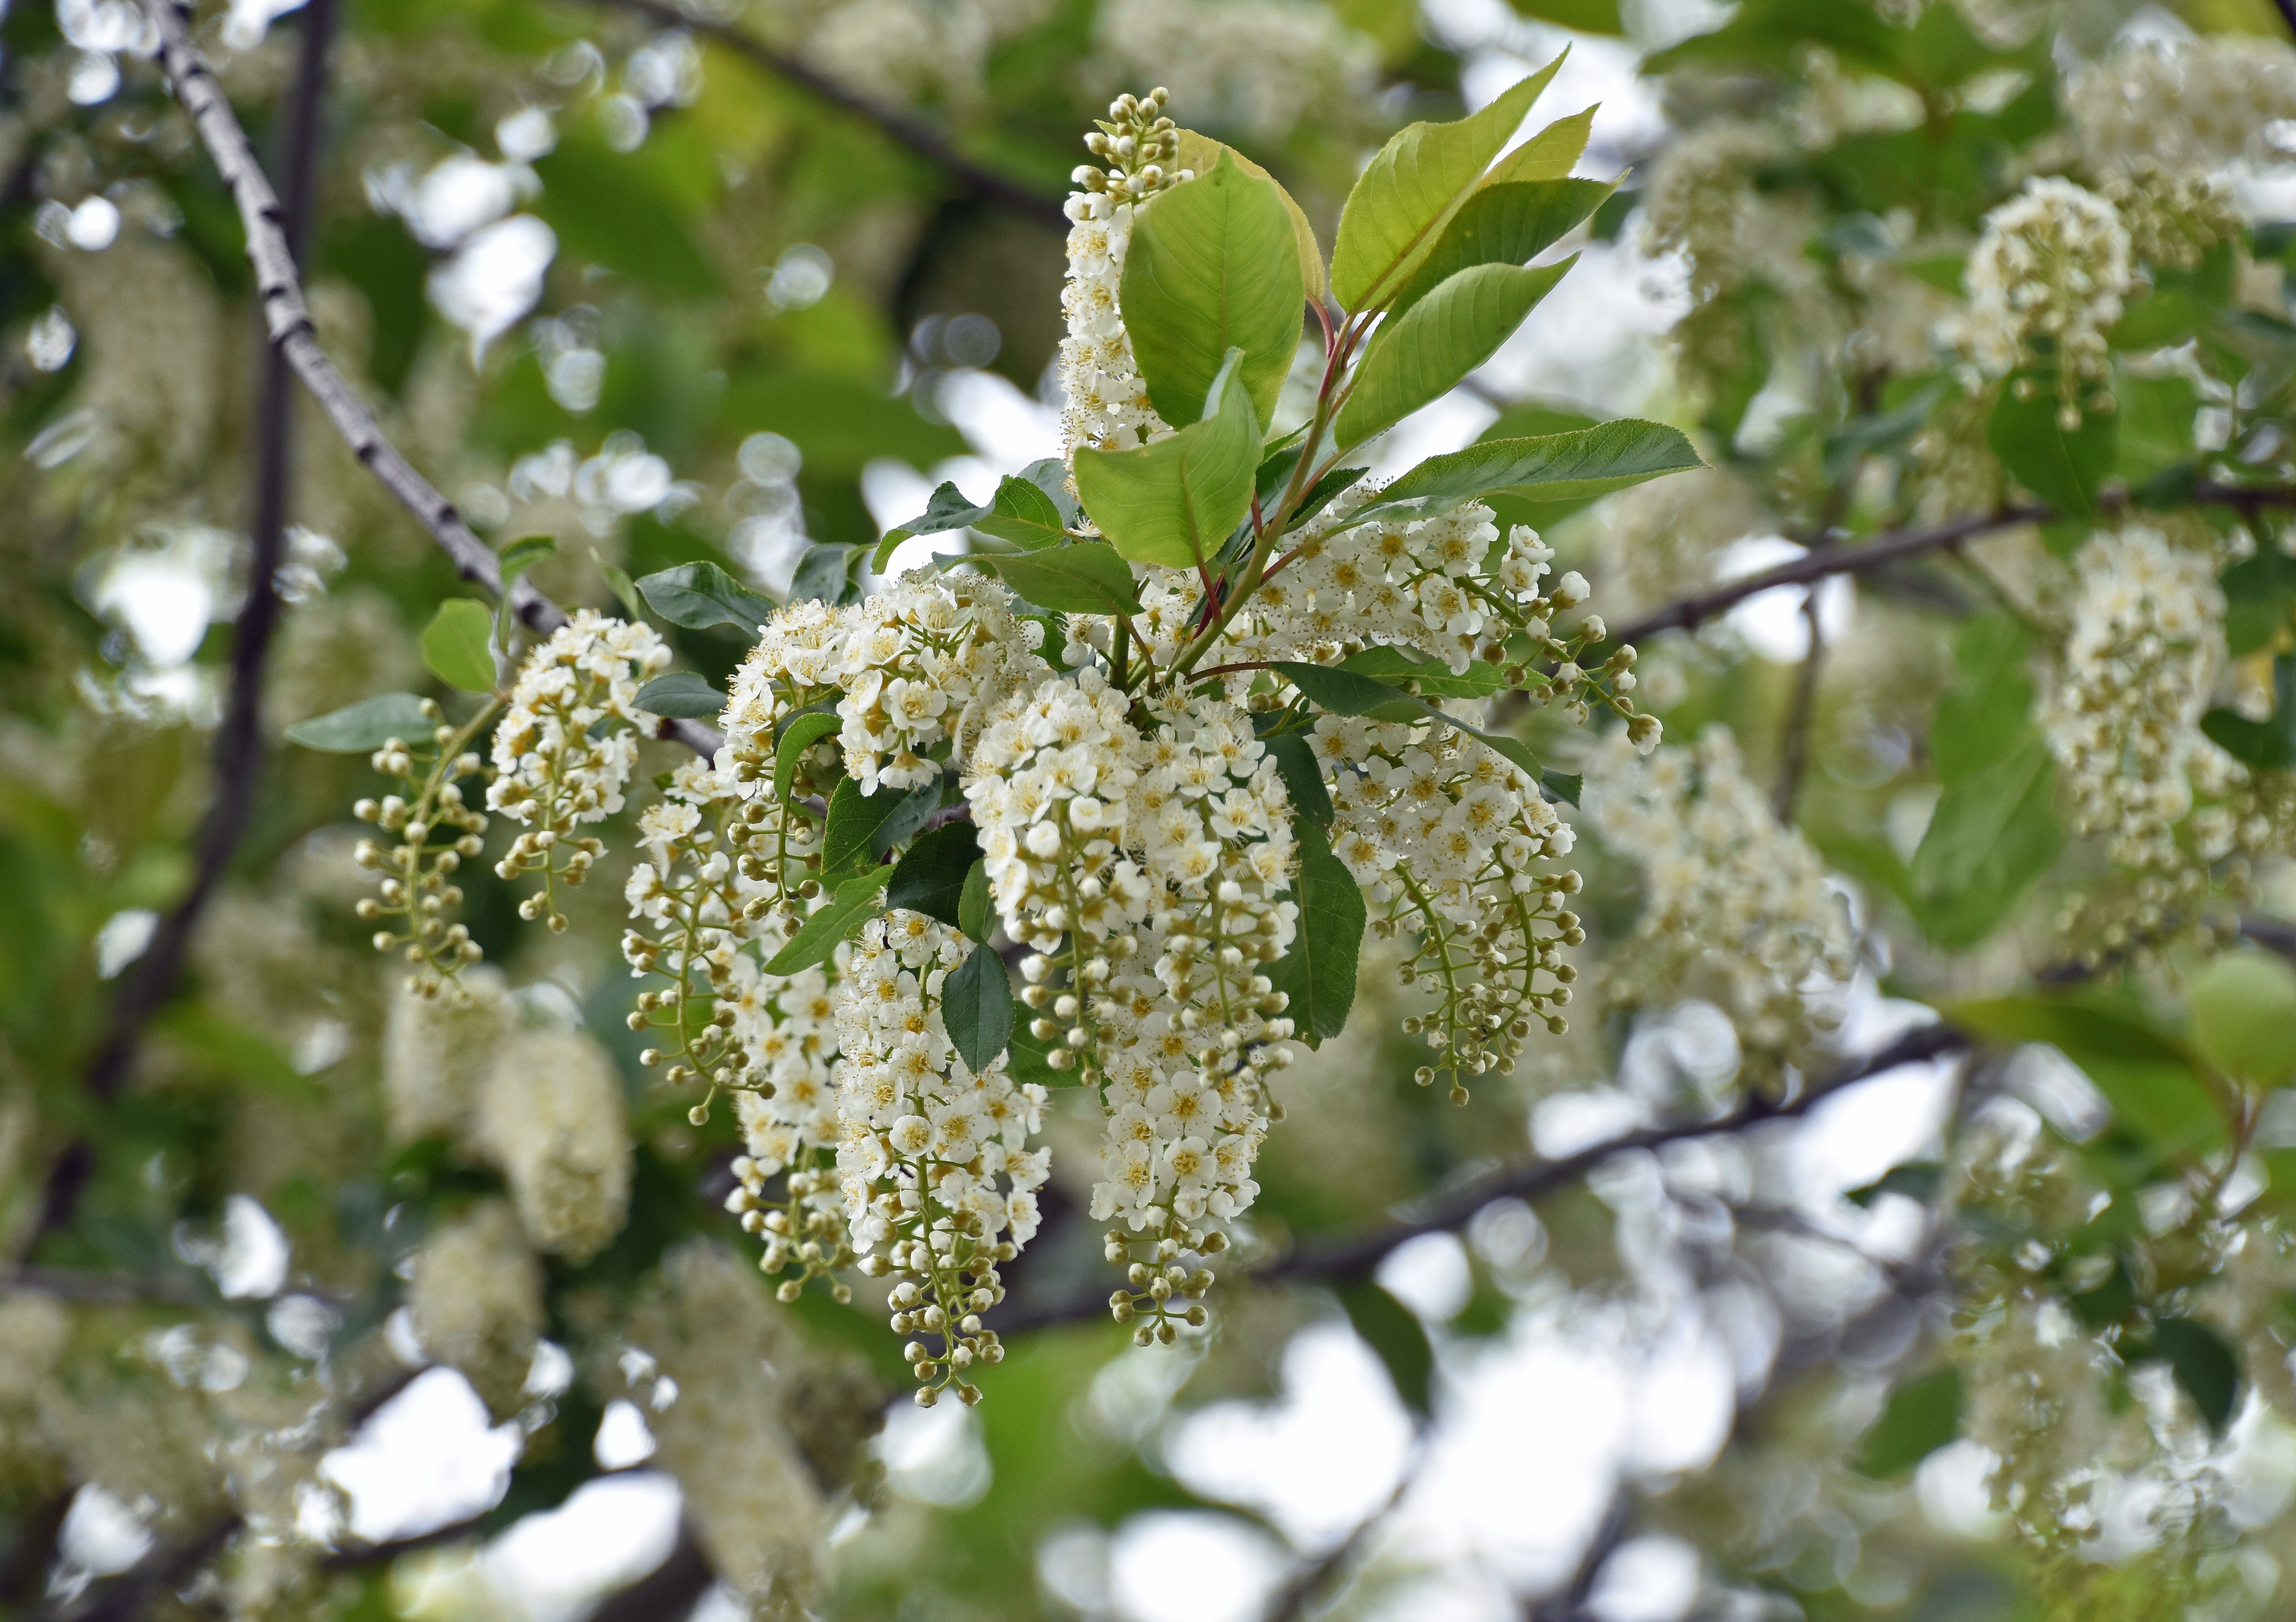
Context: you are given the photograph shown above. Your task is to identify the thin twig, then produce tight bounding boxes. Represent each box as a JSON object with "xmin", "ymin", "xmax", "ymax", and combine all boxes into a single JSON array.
[
  {"xmin": 993, "ymin": 1024, "xmax": 1972, "ymax": 1332},
  {"xmin": 583, "ymin": 0, "xmax": 1068, "ymax": 230},
  {"xmin": 1773, "ymin": 588, "xmax": 1825, "ymax": 820},
  {"xmin": 142, "ymin": 0, "xmax": 725, "ymax": 762}
]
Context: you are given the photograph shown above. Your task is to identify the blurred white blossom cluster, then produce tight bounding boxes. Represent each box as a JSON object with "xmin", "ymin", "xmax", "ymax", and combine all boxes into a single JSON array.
[
  {"xmin": 2069, "ymin": 36, "xmax": 2296, "ymax": 178},
  {"xmin": 1094, "ymin": 0, "xmax": 1378, "ymax": 144},
  {"xmin": 1959, "ymin": 177, "xmax": 2132, "ymax": 429}
]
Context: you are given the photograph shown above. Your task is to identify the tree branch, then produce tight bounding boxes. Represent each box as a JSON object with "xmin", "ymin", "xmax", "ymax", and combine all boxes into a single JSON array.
[
  {"xmin": 581, "ymin": 0, "xmax": 1069, "ymax": 230},
  {"xmin": 993, "ymin": 1023, "xmax": 1972, "ymax": 1333},
  {"xmin": 142, "ymin": 0, "xmax": 725, "ymax": 762}
]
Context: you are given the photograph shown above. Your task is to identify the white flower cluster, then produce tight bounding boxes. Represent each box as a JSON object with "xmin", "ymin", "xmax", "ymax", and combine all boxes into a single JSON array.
[
  {"xmin": 1960, "ymin": 177, "xmax": 2132, "ymax": 429},
  {"xmin": 1094, "ymin": 0, "xmax": 1378, "ymax": 145},
  {"xmin": 624, "ymin": 757, "xmax": 764, "ymax": 1102},
  {"xmin": 1314, "ymin": 706, "xmax": 1581, "ymax": 1096},
  {"xmin": 782, "ymin": 0, "xmax": 1053, "ymax": 109},
  {"xmin": 353, "ymin": 702, "xmax": 490, "ymax": 999},
  {"xmin": 489, "ymin": 609, "xmax": 671, "ymax": 927},
  {"xmin": 1583, "ymin": 726, "xmax": 1854, "ymax": 1060},
  {"xmin": 724, "ymin": 945, "xmax": 848, "ymax": 1299},
  {"xmin": 833, "ymin": 912, "xmax": 1048, "ymax": 1404},
  {"xmin": 1057, "ymin": 88, "xmax": 1191, "ymax": 459},
  {"xmin": 408, "ymin": 1199, "xmax": 544, "ymax": 1418},
  {"xmin": 477, "ymin": 1025, "xmax": 635, "ymax": 1264},
  {"xmin": 2101, "ymin": 162, "xmax": 2239, "ymax": 273},
  {"xmin": 2069, "ymin": 36, "xmax": 2296, "ymax": 177}
]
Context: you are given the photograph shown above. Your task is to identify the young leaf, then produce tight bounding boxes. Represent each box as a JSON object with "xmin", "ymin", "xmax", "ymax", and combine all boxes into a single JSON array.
[
  {"xmin": 971, "ymin": 544, "xmax": 1145, "ymax": 617},
  {"xmin": 283, "ymin": 693, "xmax": 434, "ymax": 753},
  {"xmin": 1388, "ymin": 179, "xmax": 1615, "ymax": 322},
  {"xmin": 1480, "ymin": 105, "xmax": 1598, "ymax": 185},
  {"xmin": 1334, "ymin": 258, "xmax": 1574, "ymax": 449},
  {"xmin": 1266, "ymin": 734, "xmax": 1333, "ymax": 825},
  {"xmin": 871, "ymin": 482, "xmax": 992, "ymax": 572},
  {"xmin": 422, "ymin": 599, "xmax": 497, "ymax": 693},
  {"xmin": 788, "ymin": 543, "xmax": 854, "ymax": 605},
  {"xmin": 1123, "ymin": 149, "xmax": 1306, "ymax": 430},
  {"xmin": 1072, "ymin": 348, "xmax": 1263, "ymax": 571},
  {"xmin": 969, "ymin": 476, "xmax": 1072, "ymax": 551},
  {"xmin": 943, "ymin": 943, "xmax": 1015, "ymax": 1075},
  {"xmin": 1346, "ymin": 419, "xmax": 1703, "ymax": 526},
  {"xmin": 1933, "ymin": 616, "xmax": 2036, "ymax": 783},
  {"xmin": 762, "ymin": 868, "xmax": 892, "ymax": 975},
  {"xmin": 1173, "ymin": 130, "xmax": 1326, "ymax": 299},
  {"xmin": 959, "ymin": 859, "xmax": 993, "ymax": 946},
  {"xmin": 634, "ymin": 672, "xmax": 727, "ymax": 719},
  {"xmin": 887, "ymin": 822, "xmax": 983, "ymax": 930},
  {"xmin": 1541, "ymin": 770, "xmax": 1582, "ymax": 806},
  {"xmin": 637, "ymin": 562, "xmax": 776, "ymax": 637},
  {"xmin": 1334, "ymin": 645, "xmax": 1508, "ymax": 698},
  {"xmin": 496, "ymin": 534, "xmax": 559, "ymax": 645},
  {"xmin": 1266, "ymin": 820, "xmax": 1367, "ymax": 1045},
  {"xmin": 1330, "ymin": 54, "xmax": 1566, "ymax": 313},
  {"xmin": 597, "ymin": 554, "xmax": 648, "ymax": 623},
  {"xmin": 775, "ymin": 712, "xmax": 845, "ymax": 804}
]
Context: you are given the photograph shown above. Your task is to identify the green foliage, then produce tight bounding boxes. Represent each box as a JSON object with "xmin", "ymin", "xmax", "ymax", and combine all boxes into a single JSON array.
[
  {"xmin": 2187, "ymin": 952, "xmax": 2296, "ymax": 1085},
  {"xmin": 1349, "ymin": 419, "xmax": 1703, "ymax": 525},
  {"xmin": 1265, "ymin": 820, "xmax": 1367, "ymax": 1045},
  {"xmin": 637, "ymin": 562, "xmax": 777, "ymax": 637},
  {"xmin": 283, "ymin": 694, "xmax": 434, "ymax": 752},
  {"xmin": 821, "ymin": 777, "xmax": 941, "ymax": 875},
  {"xmin": 532, "ymin": 137, "xmax": 720, "ymax": 299},
  {"xmin": 1122, "ymin": 150, "xmax": 1306, "ymax": 428},
  {"xmin": 1334, "ymin": 258, "xmax": 1573, "ymax": 447},
  {"xmin": 1854, "ymin": 1366, "xmax": 1962, "ymax": 1477},
  {"xmin": 943, "ymin": 943, "xmax": 1016, "ymax": 1073},
  {"xmin": 887, "ymin": 822, "xmax": 986, "ymax": 931},
  {"xmin": 1073, "ymin": 348, "xmax": 1263, "ymax": 569},
  {"xmin": 421, "ymin": 599, "xmax": 498, "ymax": 693},
  {"xmin": 762, "ymin": 868, "xmax": 893, "ymax": 974},
  {"xmin": 970, "ymin": 543, "xmax": 1147, "ymax": 616},
  {"xmin": 633, "ymin": 672, "xmax": 727, "ymax": 719},
  {"xmin": 1986, "ymin": 374, "xmax": 2117, "ymax": 518},
  {"xmin": 775, "ymin": 711, "xmax": 844, "ymax": 803},
  {"xmin": 1335, "ymin": 1280, "xmax": 1434, "ymax": 1415}
]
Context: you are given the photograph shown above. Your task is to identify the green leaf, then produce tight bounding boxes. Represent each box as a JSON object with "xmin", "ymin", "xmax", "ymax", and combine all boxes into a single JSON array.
[
  {"xmin": 2188, "ymin": 952, "xmax": 2296, "ymax": 1086},
  {"xmin": 1073, "ymin": 348, "xmax": 1263, "ymax": 571},
  {"xmin": 497, "ymin": 534, "xmax": 559, "ymax": 646},
  {"xmin": 283, "ymin": 694, "xmax": 434, "ymax": 753},
  {"xmin": 1846, "ymin": 1161, "xmax": 1944, "ymax": 1209},
  {"xmin": 1932, "ymin": 615, "xmax": 2036, "ymax": 784},
  {"xmin": 943, "ymin": 943, "xmax": 1015, "ymax": 1075},
  {"xmin": 1335, "ymin": 1280, "xmax": 1433, "ymax": 1417},
  {"xmin": 637, "ymin": 562, "xmax": 776, "ymax": 637},
  {"xmin": 871, "ymin": 481, "xmax": 992, "ymax": 572},
  {"xmin": 1540, "ymin": 770, "xmax": 1582, "ymax": 807},
  {"xmin": 2152, "ymin": 1316, "xmax": 2242, "ymax": 1434},
  {"xmin": 1389, "ymin": 180, "xmax": 1615, "ymax": 322},
  {"xmin": 1266, "ymin": 734, "xmax": 1333, "ymax": 826},
  {"xmin": 1005, "ymin": 1017, "xmax": 1082, "ymax": 1089},
  {"xmin": 1265, "ymin": 820, "xmax": 1366, "ymax": 1046},
  {"xmin": 634, "ymin": 672, "xmax": 727, "ymax": 719},
  {"xmin": 1123, "ymin": 149, "xmax": 1306, "ymax": 430},
  {"xmin": 597, "ymin": 555, "xmax": 647, "ymax": 623},
  {"xmin": 532, "ymin": 137, "xmax": 719, "ymax": 299},
  {"xmin": 959, "ymin": 860, "xmax": 992, "ymax": 947},
  {"xmin": 887, "ymin": 822, "xmax": 983, "ymax": 931},
  {"xmin": 1285, "ymin": 464, "xmax": 1373, "ymax": 528},
  {"xmin": 1482, "ymin": 106, "xmax": 1598, "ymax": 188},
  {"xmin": 1853, "ymin": 1367, "xmax": 1962, "ymax": 1477},
  {"xmin": 821, "ymin": 776, "xmax": 941, "ymax": 876},
  {"xmin": 2202, "ymin": 657, "xmax": 2296, "ymax": 769},
  {"xmin": 1909, "ymin": 733, "xmax": 2062, "ymax": 948},
  {"xmin": 1332, "ymin": 54, "xmax": 1566, "ymax": 313},
  {"xmin": 1173, "ymin": 130, "xmax": 1326, "ymax": 298},
  {"xmin": 1268, "ymin": 659, "xmax": 1547, "ymax": 785},
  {"xmin": 1334, "ymin": 258, "xmax": 1573, "ymax": 449},
  {"xmin": 762, "ymin": 868, "xmax": 892, "ymax": 975},
  {"xmin": 422, "ymin": 599, "xmax": 497, "ymax": 694},
  {"xmin": 972, "ymin": 544, "xmax": 1145, "ymax": 617},
  {"xmin": 1335, "ymin": 646, "xmax": 1508, "ymax": 699},
  {"xmin": 1949, "ymin": 995, "xmax": 2225, "ymax": 1155},
  {"xmin": 971, "ymin": 476, "xmax": 1072, "ymax": 551},
  {"xmin": 775, "ymin": 712, "xmax": 845, "ymax": 804},
  {"xmin": 1500, "ymin": 0, "xmax": 1620, "ymax": 31},
  {"xmin": 788, "ymin": 543, "xmax": 854, "ymax": 605},
  {"xmin": 1987, "ymin": 375, "xmax": 2116, "ymax": 518},
  {"xmin": 1348, "ymin": 420, "xmax": 1703, "ymax": 526}
]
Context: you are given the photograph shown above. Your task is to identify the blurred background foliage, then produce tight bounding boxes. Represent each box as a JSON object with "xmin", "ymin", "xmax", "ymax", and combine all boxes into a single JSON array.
[{"xmin": 7, "ymin": 0, "xmax": 2296, "ymax": 1617}]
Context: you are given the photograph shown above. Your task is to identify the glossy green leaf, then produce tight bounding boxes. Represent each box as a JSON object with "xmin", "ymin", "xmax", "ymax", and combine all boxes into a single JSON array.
[
  {"xmin": 1265, "ymin": 820, "xmax": 1367, "ymax": 1047},
  {"xmin": 870, "ymin": 481, "xmax": 990, "ymax": 572},
  {"xmin": 1334, "ymin": 258, "xmax": 1573, "ymax": 448},
  {"xmin": 422, "ymin": 599, "xmax": 497, "ymax": 693},
  {"xmin": 283, "ymin": 694, "xmax": 434, "ymax": 753},
  {"xmin": 972, "ymin": 544, "xmax": 1145, "ymax": 617},
  {"xmin": 943, "ymin": 944, "xmax": 1015, "ymax": 1076},
  {"xmin": 1335, "ymin": 646, "xmax": 1509, "ymax": 698},
  {"xmin": 887, "ymin": 821, "xmax": 984, "ymax": 931},
  {"xmin": 1332, "ymin": 54, "xmax": 1565, "ymax": 312},
  {"xmin": 821, "ymin": 777, "xmax": 940, "ymax": 875},
  {"xmin": 1909, "ymin": 733, "xmax": 2062, "ymax": 948},
  {"xmin": 1072, "ymin": 348, "xmax": 1263, "ymax": 571},
  {"xmin": 959, "ymin": 860, "xmax": 993, "ymax": 947},
  {"xmin": 774, "ymin": 712, "xmax": 844, "ymax": 804},
  {"xmin": 634, "ymin": 672, "xmax": 727, "ymax": 719},
  {"xmin": 762, "ymin": 868, "xmax": 892, "ymax": 975},
  {"xmin": 1347, "ymin": 420, "xmax": 1703, "ymax": 526},
  {"xmin": 788, "ymin": 543, "xmax": 854, "ymax": 605},
  {"xmin": 1854, "ymin": 1367, "xmax": 1962, "ymax": 1477},
  {"xmin": 2222, "ymin": 550, "xmax": 2296, "ymax": 658},
  {"xmin": 1932, "ymin": 615, "xmax": 2036, "ymax": 784},
  {"xmin": 1123, "ymin": 149, "xmax": 1306, "ymax": 429},
  {"xmin": 1265, "ymin": 734, "xmax": 1333, "ymax": 826},
  {"xmin": 597, "ymin": 555, "xmax": 647, "ymax": 623},
  {"xmin": 637, "ymin": 562, "xmax": 775, "ymax": 637},
  {"xmin": 1541, "ymin": 770, "xmax": 1582, "ymax": 807},
  {"xmin": 1482, "ymin": 106, "xmax": 1598, "ymax": 188},
  {"xmin": 1949, "ymin": 996, "xmax": 2224, "ymax": 1154},
  {"xmin": 1269, "ymin": 660, "xmax": 1546, "ymax": 784},
  {"xmin": 1389, "ymin": 180, "xmax": 1615, "ymax": 322},
  {"xmin": 970, "ymin": 476, "xmax": 1072, "ymax": 551},
  {"xmin": 2189, "ymin": 951, "xmax": 2296, "ymax": 1086}
]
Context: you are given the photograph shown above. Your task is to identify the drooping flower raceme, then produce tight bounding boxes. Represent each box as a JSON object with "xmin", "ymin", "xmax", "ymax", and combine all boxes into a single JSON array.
[{"xmin": 1960, "ymin": 176, "xmax": 2132, "ymax": 430}]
